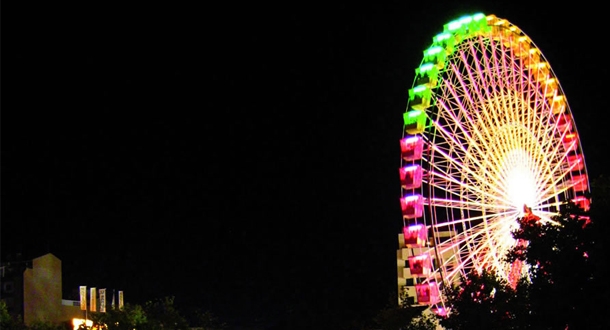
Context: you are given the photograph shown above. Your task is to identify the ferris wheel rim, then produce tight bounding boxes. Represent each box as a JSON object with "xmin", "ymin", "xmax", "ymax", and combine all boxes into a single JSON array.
[{"xmin": 398, "ymin": 13, "xmax": 591, "ymax": 313}]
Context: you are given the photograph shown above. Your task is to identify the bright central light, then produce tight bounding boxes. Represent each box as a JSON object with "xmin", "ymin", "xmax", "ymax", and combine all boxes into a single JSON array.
[{"xmin": 503, "ymin": 149, "xmax": 537, "ymax": 212}]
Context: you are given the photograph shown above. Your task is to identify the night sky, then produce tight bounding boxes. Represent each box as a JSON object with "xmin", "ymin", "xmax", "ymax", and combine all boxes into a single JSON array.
[{"xmin": 4, "ymin": 1, "xmax": 609, "ymax": 328}]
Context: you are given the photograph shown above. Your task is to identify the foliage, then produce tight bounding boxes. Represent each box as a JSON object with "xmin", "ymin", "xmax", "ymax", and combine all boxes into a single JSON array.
[
  {"xmin": 90, "ymin": 303, "xmax": 147, "ymax": 330},
  {"xmin": 506, "ymin": 201, "xmax": 602, "ymax": 329},
  {"xmin": 0, "ymin": 295, "xmax": 206, "ymax": 330},
  {"xmin": 86, "ymin": 297, "xmax": 187, "ymax": 330},
  {"xmin": 29, "ymin": 320, "xmax": 70, "ymax": 330},
  {"xmin": 0, "ymin": 301, "xmax": 27, "ymax": 330},
  {"xmin": 189, "ymin": 309, "xmax": 228, "ymax": 330},
  {"xmin": 371, "ymin": 291, "xmax": 438, "ymax": 330},
  {"xmin": 441, "ymin": 183, "xmax": 610, "ymax": 330},
  {"xmin": 440, "ymin": 269, "xmax": 522, "ymax": 330},
  {"xmin": 143, "ymin": 296, "xmax": 189, "ymax": 330}
]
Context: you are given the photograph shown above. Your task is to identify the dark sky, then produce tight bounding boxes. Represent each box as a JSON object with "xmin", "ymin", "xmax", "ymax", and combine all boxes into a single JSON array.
[{"xmin": 4, "ymin": 1, "xmax": 609, "ymax": 328}]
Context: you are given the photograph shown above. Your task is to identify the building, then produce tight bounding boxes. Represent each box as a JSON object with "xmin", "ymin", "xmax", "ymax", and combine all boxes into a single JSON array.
[
  {"xmin": 396, "ymin": 227, "xmax": 457, "ymax": 308},
  {"xmin": 1, "ymin": 253, "xmax": 108, "ymax": 327}
]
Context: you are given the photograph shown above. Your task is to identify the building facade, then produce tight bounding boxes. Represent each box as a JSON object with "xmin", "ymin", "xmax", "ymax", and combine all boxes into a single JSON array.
[{"xmin": 1, "ymin": 253, "xmax": 90, "ymax": 326}]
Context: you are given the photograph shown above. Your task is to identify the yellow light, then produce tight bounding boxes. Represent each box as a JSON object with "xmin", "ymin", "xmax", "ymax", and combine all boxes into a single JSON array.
[{"xmin": 72, "ymin": 318, "xmax": 93, "ymax": 330}]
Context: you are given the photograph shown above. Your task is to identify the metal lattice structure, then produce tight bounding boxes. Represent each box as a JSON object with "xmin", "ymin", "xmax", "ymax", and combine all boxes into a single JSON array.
[{"xmin": 396, "ymin": 13, "xmax": 590, "ymax": 314}]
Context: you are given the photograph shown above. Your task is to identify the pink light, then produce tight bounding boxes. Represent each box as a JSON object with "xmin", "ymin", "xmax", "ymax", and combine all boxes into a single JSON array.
[
  {"xmin": 401, "ymin": 194, "xmax": 424, "ymax": 219},
  {"xmin": 403, "ymin": 224, "xmax": 428, "ymax": 247},
  {"xmin": 399, "ymin": 165, "xmax": 423, "ymax": 189},
  {"xmin": 416, "ymin": 281, "xmax": 440, "ymax": 305},
  {"xmin": 567, "ymin": 154, "xmax": 584, "ymax": 171},
  {"xmin": 400, "ymin": 136, "xmax": 424, "ymax": 161},
  {"xmin": 432, "ymin": 307, "xmax": 448, "ymax": 317},
  {"xmin": 562, "ymin": 133, "xmax": 578, "ymax": 152},
  {"xmin": 556, "ymin": 113, "xmax": 572, "ymax": 133},
  {"xmin": 571, "ymin": 174, "xmax": 588, "ymax": 193},
  {"xmin": 572, "ymin": 196, "xmax": 590, "ymax": 211},
  {"xmin": 408, "ymin": 253, "xmax": 432, "ymax": 276}
]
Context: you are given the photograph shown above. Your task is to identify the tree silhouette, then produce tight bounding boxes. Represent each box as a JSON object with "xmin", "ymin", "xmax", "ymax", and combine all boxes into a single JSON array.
[
  {"xmin": 440, "ymin": 268, "xmax": 522, "ymax": 330},
  {"xmin": 506, "ymin": 200, "xmax": 604, "ymax": 330}
]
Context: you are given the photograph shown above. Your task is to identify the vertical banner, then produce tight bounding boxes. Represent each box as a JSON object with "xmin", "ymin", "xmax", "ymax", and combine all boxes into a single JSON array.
[
  {"xmin": 90, "ymin": 287, "xmax": 97, "ymax": 312},
  {"xmin": 79, "ymin": 286, "xmax": 87, "ymax": 311},
  {"xmin": 118, "ymin": 291, "xmax": 124, "ymax": 310},
  {"xmin": 99, "ymin": 288, "xmax": 106, "ymax": 313}
]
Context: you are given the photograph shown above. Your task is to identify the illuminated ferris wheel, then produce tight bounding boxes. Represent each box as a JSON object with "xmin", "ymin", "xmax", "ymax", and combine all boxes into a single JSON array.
[{"xmin": 397, "ymin": 13, "xmax": 590, "ymax": 313}]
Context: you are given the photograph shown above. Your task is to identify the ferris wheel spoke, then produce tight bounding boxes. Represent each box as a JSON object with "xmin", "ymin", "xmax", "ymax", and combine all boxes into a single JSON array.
[
  {"xmin": 424, "ymin": 147, "xmax": 513, "ymax": 205},
  {"xmin": 453, "ymin": 218, "xmax": 512, "ymax": 267},
  {"xmin": 448, "ymin": 51, "xmax": 527, "ymax": 185},
  {"xmin": 424, "ymin": 113, "xmax": 504, "ymax": 192},
  {"xmin": 435, "ymin": 80, "xmax": 493, "ymax": 170},
  {"xmin": 538, "ymin": 126, "xmax": 574, "ymax": 179},
  {"xmin": 435, "ymin": 222, "xmax": 502, "ymax": 278},
  {"xmin": 431, "ymin": 209, "xmax": 518, "ymax": 231},
  {"xmin": 445, "ymin": 58, "xmax": 500, "ymax": 161},
  {"xmin": 398, "ymin": 14, "xmax": 590, "ymax": 309},
  {"xmin": 426, "ymin": 167, "xmax": 511, "ymax": 207},
  {"xmin": 536, "ymin": 154, "xmax": 582, "ymax": 201},
  {"xmin": 426, "ymin": 197, "xmax": 509, "ymax": 212}
]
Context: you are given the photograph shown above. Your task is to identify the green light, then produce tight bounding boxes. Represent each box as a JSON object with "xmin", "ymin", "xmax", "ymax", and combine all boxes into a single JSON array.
[
  {"xmin": 408, "ymin": 84, "xmax": 431, "ymax": 101},
  {"xmin": 446, "ymin": 20, "xmax": 461, "ymax": 31},
  {"xmin": 418, "ymin": 63, "xmax": 434, "ymax": 73},
  {"xmin": 408, "ymin": 110, "xmax": 422, "ymax": 117},
  {"xmin": 433, "ymin": 32, "xmax": 452, "ymax": 43},
  {"xmin": 459, "ymin": 16, "xmax": 473, "ymax": 24},
  {"xmin": 424, "ymin": 46, "xmax": 443, "ymax": 56},
  {"xmin": 472, "ymin": 13, "xmax": 486, "ymax": 21},
  {"xmin": 403, "ymin": 110, "xmax": 427, "ymax": 134},
  {"xmin": 413, "ymin": 85, "xmax": 427, "ymax": 93}
]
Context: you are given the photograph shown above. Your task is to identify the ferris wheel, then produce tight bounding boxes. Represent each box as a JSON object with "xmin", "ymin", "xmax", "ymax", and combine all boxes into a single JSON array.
[{"xmin": 397, "ymin": 13, "xmax": 590, "ymax": 313}]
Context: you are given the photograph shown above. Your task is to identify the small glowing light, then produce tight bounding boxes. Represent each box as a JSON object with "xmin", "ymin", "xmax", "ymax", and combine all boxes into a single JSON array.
[
  {"xmin": 72, "ymin": 319, "xmax": 93, "ymax": 330},
  {"xmin": 403, "ymin": 136, "xmax": 420, "ymax": 143},
  {"xmin": 403, "ymin": 164, "xmax": 419, "ymax": 171},
  {"xmin": 407, "ymin": 110, "xmax": 422, "ymax": 117},
  {"xmin": 424, "ymin": 46, "xmax": 443, "ymax": 56},
  {"xmin": 446, "ymin": 20, "xmax": 462, "ymax": 31},
  {"xmin": 434, "ymin": 32, "xmax": 452, "ymax": 43},
  {"xmin": 404, "ymin": 194, "xmax": 422, "ymax": 202},
  {"xmin": 413, "ymin": 85, "xmax": 428, "ymax": 93},
  {"xmin": 458, "ymin": 16, "xmax": 473, "ymax": 24},
  {"xmin": 418, "ymin": 63, "xmax": 435, "ymax": 73},
  {"xmin": 472, "ymin": 13, "xmax": 486, "ymax": 21}
]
